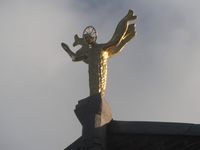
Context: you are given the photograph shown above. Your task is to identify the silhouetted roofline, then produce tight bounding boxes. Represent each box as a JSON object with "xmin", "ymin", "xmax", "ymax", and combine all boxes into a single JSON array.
[{"xmin": 108, "ymin": 120, "xmax": 200, "ymax": 136}]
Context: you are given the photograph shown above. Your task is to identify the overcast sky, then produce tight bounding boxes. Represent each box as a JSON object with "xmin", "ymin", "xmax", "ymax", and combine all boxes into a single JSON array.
[{"xmin": 1, "ymin": 0, "xmax": 200, "ymax": 150}]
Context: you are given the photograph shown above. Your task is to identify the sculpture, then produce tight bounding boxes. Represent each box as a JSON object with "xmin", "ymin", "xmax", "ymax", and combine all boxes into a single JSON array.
[
  {"xmin": 62, "ymin": 9, "xmax": 137, "ymax": 150},
  {"xmin": 61, "ymin": 9, "xmax": 136, "ymax": 97}
]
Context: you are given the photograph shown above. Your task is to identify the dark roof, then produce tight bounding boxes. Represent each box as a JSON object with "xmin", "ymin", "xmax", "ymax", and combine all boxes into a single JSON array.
[
  {"xmin": 65, "ymin": 121, "xmax": 200, "ymax": 150},
  {"xmin": 107, "ymin": 120, "xmax": 200, "ymax": 150},
  {"xmin": 108, "ymin": 120, "xmax": 200, "ymax": 136}
]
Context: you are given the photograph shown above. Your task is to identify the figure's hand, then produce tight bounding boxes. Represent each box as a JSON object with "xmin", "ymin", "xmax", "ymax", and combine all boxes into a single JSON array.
[
  {"xmin": 127, "ymin": 9, "xmax": 137, "ymax": 20},
  {"xmin": 126, "ymin": 10, "xmax": 137, "ymax": 38},
  {"xmin": 73, "ymin": 34, "xmax": 79, "ymax": 47},
  {"xmin": 61, "ymin": 42, "xmax": 76, "ymax": 60},
  {"xmin": 126, "ymin": 24, "xmax": 136, "ymax": 37},
  {"xmin": 61, "ymin": 42, "xmax": 70, "ymax": 51}
]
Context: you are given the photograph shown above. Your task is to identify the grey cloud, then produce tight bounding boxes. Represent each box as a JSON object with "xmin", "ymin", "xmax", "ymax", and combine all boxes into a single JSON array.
[{"xmin": 1, "ymin": 1, "xmax": 200, "ymax": 150}]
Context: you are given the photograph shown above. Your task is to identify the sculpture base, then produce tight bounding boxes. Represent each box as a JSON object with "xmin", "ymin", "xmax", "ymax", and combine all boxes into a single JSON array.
[
  {"xmin": 74, "ymin": 93, "xmax": 112, "ymax": 128},
  {"xmin": 65, "ymin": 93, "xmax": 112, "ymax": 150}
]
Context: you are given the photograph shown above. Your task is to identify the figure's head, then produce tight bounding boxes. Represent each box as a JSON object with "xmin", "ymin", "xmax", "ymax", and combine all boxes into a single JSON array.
[
  {"xmin": 83, "ymin": 26, "xmax": 97, "ymax": 45},
  {"xmin": 83, "ymin": 33, "xmax": 96, "ymax": 44}
]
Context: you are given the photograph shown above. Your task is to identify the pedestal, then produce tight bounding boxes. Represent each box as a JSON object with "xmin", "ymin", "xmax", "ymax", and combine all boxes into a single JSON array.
[{"xmin": 65, "ymin": 93, "xmax": 112, "ymax": 150}]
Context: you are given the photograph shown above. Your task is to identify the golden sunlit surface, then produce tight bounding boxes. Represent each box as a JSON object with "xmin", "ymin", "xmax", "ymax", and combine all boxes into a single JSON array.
[
  {"xmin": 99, "ymin": 51, "xmax": 108, "ymax": 97},
  {"xmin": 62, "ymin": 10, "xmax": 136, "ymax": 97}
]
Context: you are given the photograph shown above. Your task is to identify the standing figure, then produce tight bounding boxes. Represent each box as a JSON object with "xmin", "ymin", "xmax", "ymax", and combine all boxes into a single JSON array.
[{"xmin": 61, "ymin": 9, "xmax": 136, "ymax": 97}]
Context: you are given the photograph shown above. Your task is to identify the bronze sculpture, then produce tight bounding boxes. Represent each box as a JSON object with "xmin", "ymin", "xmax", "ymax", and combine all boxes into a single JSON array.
[
  {"xmin": 62, "ymin": 10, "xmax": 137, "ymax": 150},
  {"xmin": 61, "ymin": 9, "xmax": 136, "ymax": 97}
]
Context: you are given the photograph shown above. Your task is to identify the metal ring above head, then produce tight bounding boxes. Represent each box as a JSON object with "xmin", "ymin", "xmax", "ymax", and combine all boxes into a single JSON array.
[{"xmin": 83, "ymin": 26, "xmax": 97, "ymax": 44}]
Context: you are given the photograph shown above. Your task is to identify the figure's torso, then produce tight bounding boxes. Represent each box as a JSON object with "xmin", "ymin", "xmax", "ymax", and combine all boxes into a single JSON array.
[{"xmin": 87, "ymin": 45, "xmax": 109, "ymax": 97}]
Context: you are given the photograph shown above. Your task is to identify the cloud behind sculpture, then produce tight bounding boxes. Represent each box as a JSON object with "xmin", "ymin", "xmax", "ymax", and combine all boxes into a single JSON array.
[{"xmin": 0, "ymin": 0, "xmax": 200, "ymax": 150}]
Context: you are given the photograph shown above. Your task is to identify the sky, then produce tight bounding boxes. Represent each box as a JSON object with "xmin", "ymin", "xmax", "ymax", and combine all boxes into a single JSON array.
[{"xmin": 0, "ymin": 0, "xmax": 200, "ymax": 150}]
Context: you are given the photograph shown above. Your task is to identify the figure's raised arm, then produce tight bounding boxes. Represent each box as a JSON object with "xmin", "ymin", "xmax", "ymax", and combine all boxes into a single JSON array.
[
  {"xmin": 107, "ymin": 23, "xmax": 136, "ymax": 57},
  {"xmin": 102, "ymin": 9, "xmax": 136, "ymax": 55}
]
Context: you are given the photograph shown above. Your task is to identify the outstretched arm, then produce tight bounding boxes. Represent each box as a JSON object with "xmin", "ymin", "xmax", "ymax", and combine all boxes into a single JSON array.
[
  {"xmin": 61, "ymin": 42, "xmax": 87, "ymax": 62},
  {"xmin": 102, "ymin": 9, "xmax": 136, "ymax": 51},
  {"xmin": 107, "ymin": 23, "xmax": 136, "ymax": 57}
]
